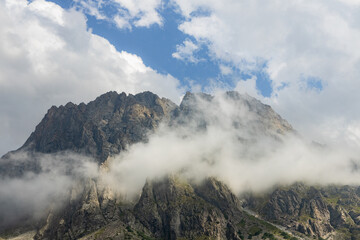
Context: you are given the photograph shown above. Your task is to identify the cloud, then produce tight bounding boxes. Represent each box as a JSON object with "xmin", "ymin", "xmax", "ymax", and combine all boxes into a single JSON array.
[
  {"xmin": 219, "ymin": 64, "xmax": 232, "ymax": 75},
  {"xmin": 101, "ymin": 92, "xmax": 360, "ymax": 197},
  {"xmin": 75, "ymin": 0, "xmax": 163, "ymax": 29},
  {"xmin": 169, "ymin": 0, "xmax": 360, "ymax": 146},
  {"xmin": 172, "ymin": 39, "xmax": 202, "ymax": 63},
  {"xmin": 114, "ymin": 14, "xmax": 131, "ymax": 29},
  {"xmin": 0, "ymin": 151, "xmax": 98, "ymax": 230},
  {"xmin": 338, "ymin": 0, "xmax": 360, "ymax": 6},
  {"xmin": 2, "ymin": 92, "xmax": 360, "ymax": 231},
  {"xmin": 42, "ymin": 0, "xmax": 360, "ymax": 149},
  {"xmin": 235, "ymin": 77, "xmax": 262, "ymax": 100},
  {"xmin": 0, "ymin": 0, "xmax": 183, "ymax": 156},
  {"xmin": 74, "ymin": 0, "xmax": 107, "ymax": 20}
]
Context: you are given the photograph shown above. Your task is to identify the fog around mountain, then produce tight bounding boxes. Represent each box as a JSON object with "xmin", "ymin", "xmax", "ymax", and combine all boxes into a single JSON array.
[{"xmin": 1, "ymin": 91, "xmax": 359, "ymax": 233}]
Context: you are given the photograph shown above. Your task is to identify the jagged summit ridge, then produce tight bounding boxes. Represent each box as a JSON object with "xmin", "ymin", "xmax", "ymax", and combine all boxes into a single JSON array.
[
  {"xmin": 20, "ymin": 91, "xmax": 177, "ymax": 162},
  {"xmin": 12, "ymin": 90, "xmax": 293, "ymax": 163}
]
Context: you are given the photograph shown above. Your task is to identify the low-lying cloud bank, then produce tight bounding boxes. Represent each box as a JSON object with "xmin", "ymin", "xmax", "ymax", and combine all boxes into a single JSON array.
[
  {"xmin": 104, "ymin": 92, "xmax": 360, "ymax": 196},
  {"xmin": 105, "ymin": 125, "xmax": 360, "ymax": 196}
]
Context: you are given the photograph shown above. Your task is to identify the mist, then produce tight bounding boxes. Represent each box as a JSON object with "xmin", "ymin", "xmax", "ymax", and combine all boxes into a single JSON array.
[
  {"xmin": 1, "ymin": 91, "xmax": 360, "ymax": 231},
  {"xmin": 102, "ymin": 91, "xmax": 360, "ymax": 196},
  {"xmin": 0, "ymin": 152, "xmax": 98, "ymax": 230}
]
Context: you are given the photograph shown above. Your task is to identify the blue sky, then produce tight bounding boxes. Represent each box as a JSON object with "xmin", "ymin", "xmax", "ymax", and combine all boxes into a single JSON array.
[{"xmin": 47, "ymin": 0, "xmax": 272, "ymax": 97}]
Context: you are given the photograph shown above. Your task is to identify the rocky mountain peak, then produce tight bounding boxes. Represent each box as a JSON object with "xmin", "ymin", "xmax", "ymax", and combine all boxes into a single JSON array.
[
  {"xmin": 20, "ymin": 91, "xmax": 177, "ymax": 162},
  {"xmin": 11, "ymin": 90, "xmax": 293, "ymax": 165}
]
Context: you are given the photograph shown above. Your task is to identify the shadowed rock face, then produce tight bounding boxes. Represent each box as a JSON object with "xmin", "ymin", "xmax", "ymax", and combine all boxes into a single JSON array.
[
  {"xmin": 33, "ymin": 176, "xmax": 294, "ymax": 240},
  {"xmin": 19, "ymin": 91, "xmax": 177, "ymax": 163},
  {"xmin": 133, "ymin": 176, "xmax": 231, "ymax": 239},
  {"xmin": 132, "ymin": 176, "xmax": 291, "ymax": 240}
]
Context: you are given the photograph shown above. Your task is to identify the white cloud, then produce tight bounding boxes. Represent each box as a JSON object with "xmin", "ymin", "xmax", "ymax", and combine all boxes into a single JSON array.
[
  {"xmin": 0, "ymin": 0, "xmax": 182, "ymax": 156},
  {"xmin": 102, "ymin": 92, "xmax": 360, "ymax": 197},
  {"xmin": 235, "ymin": 77, "xmax": 262, "ymax": 100},
  {"xmin": 0, "ymin": 151, "xmax": 98, "ymax": 227},
  {"xmin": 114, "ymin": 14, "xmax": 131, "ymax": 29},
  {"xmin": 76, "ymin": 0, "xmax": 163, "ymax": 29},
  {"xmin": 219, "ymin": 64, "xmax": 232, "ymax": 75},
  {"xmin": 338, "ymin": 0, "xmax": 360, "ymax": 6},
  {"xmin": 74, "ymin": 0, "xmax": 107, "ymax": 20},
  {"xmin": 113, "ymin": 0, "xmax": 163, "ymax": 27},
  {"xmin": 172, "ymin": 39, "xmax": 202, "ymax": 63},
  {"xmin": 170, "ymin": 0, "xmax": 360, "ymax": 145}
]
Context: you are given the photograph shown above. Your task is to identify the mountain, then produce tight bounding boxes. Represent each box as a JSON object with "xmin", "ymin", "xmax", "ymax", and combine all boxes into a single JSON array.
[
  {"xmin": 0, "ymin": 91, "xmax": 176, "ymax": 177},
  {"xmin": 0, "ymin": 91, "xmax": 358, "ymax": 240},
  {"xmin": 20, "ymin": 91, "xmax": 177, "ymax": 162}
]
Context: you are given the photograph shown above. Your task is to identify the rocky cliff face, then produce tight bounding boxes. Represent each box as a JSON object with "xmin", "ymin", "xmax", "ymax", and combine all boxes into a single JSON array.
[
  {"xmin": 68, "ymin": 176, "xmax": 299, "ymax": 240},
  {"xmin": 131, "ymin": 176, "xmax": 302, "ymax": 240},
  {"xmin": 133, "ymin": 176, "xmax": 233, "ymax": 239},
  {"xmin": 23, "ymin": 175, "xmax": 299, "ymax": 240}
]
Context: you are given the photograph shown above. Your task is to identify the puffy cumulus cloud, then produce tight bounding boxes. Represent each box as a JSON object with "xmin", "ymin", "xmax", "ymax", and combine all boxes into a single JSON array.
[
  {"xmin": 170, "ymin": 0, "xmax": 360, "ymax": 146},
  {"xmin": 75, "ymin": 0, "xmax": 163, "ymax": 29},
  {"xmin": 0, "ymin": 0, "xmax": 182, "ymax": 156}
]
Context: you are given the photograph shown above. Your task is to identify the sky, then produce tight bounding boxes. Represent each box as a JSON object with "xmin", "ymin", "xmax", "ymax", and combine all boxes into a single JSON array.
[{"xmin": 1, "ymin": 0, "xmax": 360, "ymax": 156}]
